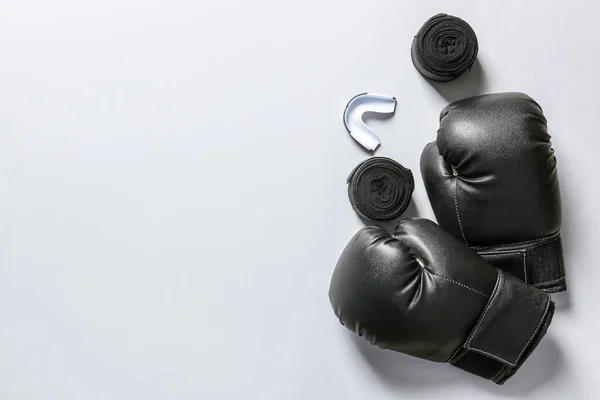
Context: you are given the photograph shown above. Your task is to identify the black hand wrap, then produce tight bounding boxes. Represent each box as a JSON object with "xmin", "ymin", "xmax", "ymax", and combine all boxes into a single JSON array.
[
  {"xmin": 411, "ymin": 13, "xmax": 479, "ymax": 82},
  {"xmin": 347, "ymin": 157, "xmax": 414, "ymax": 222}
]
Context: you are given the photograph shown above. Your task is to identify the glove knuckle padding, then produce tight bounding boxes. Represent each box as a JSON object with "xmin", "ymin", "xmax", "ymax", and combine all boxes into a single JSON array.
[
  {"xmin": 436, "ymin": 92, "xmax": 560, "ymax": 243},
  {"xmin": 421, "ymin": 92, "xmax": 565, "ymax": 292},
  {"xmin": 329, "ymin": 218, "xmax": 554, "ymax": 384}
]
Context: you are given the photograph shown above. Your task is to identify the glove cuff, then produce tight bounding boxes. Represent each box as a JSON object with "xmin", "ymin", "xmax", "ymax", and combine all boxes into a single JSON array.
[
  {"xmin": 449, "ymin": 270, "xmax": 555, "ymax": 384},
  {"xmin": 474, "ymin": 232, "xmax": 566, "ymax": 293}
]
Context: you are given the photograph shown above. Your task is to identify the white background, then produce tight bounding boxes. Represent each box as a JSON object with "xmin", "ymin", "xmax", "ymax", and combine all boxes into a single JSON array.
[{"xmin": 0, "ymin": 0, "xmax": 596, "ymax": 399}]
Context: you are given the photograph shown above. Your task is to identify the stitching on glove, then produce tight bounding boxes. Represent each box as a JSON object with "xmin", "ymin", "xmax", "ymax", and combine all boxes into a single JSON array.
[
  {"xmin": 479, "ymin": 252, "xmax": 522, "ymax": 257},
  {"xmin": 533, "ymin": 276, "xmax": 566, "ymax": 286},
  {"xmin": 528, "ymin": 235, "xmax": 561, "ymax": 250},
  {"xmin": 466, "ymin": 271, "xmax": 502, "ymax": 347},
  {"xmin": 465, "ymin": 272, "xmax": 518, "ymax": 367},
  {"xmin": 453, "ymin": 175, "xmax": 469, "ymax": 245},
  {"xmin": 414, "ymin": 256, "xmax": 488, "ymax": 298},
  {"xmin": 449, "ymin": 348, "xmax": 467, "ymax": 364},
  {"xmin": 467, "ymin": 276, "xmax": 552, "ymax": 368},
  {"xmin": 524, "ymin": 254, "xmax": 528, "ymax": 285},
  {"xmin": 491, "ymin": 366, "xmax": 507, "ymax": 382},
  {"xmin": 472, "ymin": 231, "xmax": 560, "ymax": 250},
  {"xmin": 428, "ymin": 270, "xmax": 488, "ymax": 298}
]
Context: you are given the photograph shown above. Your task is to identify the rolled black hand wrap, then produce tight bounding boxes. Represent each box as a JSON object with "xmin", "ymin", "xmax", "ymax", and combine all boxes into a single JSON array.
[
  {"xmin": 411, "ymin": 13, "xmax": 478, "ymax": 82},
  {"xmin": 347, "ymin": 157, "xmax": 414, "ymax": 221}
]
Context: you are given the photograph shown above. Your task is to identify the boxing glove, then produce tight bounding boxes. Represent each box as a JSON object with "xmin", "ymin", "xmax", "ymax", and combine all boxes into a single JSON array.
[
  {"xmin": 420, "ymin": 92, "xmax": 566, "ymax": 292},
  {"xmin": 329, "ymin": 218, "xmax": 554, "ymax": 385}
]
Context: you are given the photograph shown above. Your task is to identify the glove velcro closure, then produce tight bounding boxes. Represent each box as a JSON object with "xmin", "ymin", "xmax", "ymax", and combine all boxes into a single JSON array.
[
  {"xmin": 449, "ymin": 270, "xmax": 555, "ymax": 384},
  {"xmin": 475, "ymin": 232, "xmax": 566, "ymax": 293}
]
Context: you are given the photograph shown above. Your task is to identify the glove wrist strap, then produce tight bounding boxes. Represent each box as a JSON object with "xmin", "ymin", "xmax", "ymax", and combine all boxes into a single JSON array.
[
  {"xmin": 449, "ymin": 270, "xmax": 555, "ymax": 384},
  {"xmin": 475, "ymin": 232, "xmax": 566, "ymax": 293}
]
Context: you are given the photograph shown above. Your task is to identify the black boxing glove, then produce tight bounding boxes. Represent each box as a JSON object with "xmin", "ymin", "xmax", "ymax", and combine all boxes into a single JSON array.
[
  {"xmin": 329, "ymin": 219, "xmax": 554, "ymax": 385},
  {"xmin": 420, "ymin": 92, "xmax": 566, "ymax": 292}
]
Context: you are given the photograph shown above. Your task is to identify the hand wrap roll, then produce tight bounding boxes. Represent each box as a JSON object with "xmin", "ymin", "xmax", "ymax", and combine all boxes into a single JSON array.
[
  {"xmin": 411, "ymin": 13, "xmax": 478, "ymax": 82},
  {"xmin": 347, "ymin": 157, "xmax": 414, "ymax": 221}
]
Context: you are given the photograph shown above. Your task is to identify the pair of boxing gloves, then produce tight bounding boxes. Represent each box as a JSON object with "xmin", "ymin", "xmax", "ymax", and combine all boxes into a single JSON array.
[{"xmin": 329, "ymin": 92, "xmax": 566, "ymax": 384}]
